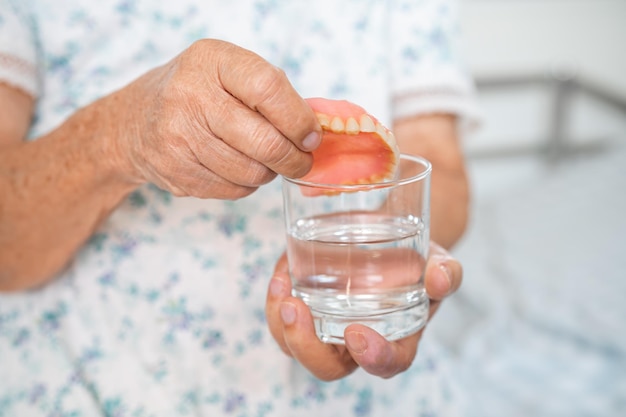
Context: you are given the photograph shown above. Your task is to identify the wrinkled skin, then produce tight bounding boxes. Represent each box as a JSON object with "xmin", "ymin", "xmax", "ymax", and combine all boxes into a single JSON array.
[
  {"xmin": 0, "ymin": 39, "xmax": 322, "ymax": 288},
  {"xmin": 115, "ymin": 39, "xmax": 323, "ymax": 199}
]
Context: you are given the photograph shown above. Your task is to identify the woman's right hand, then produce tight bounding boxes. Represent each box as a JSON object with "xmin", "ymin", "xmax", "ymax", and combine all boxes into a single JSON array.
[
  {"xmin": 0, "ymin": 39, "xmax": 321, "ymax": 290},
  {"xmin": 109, "ymin": 39, "xmax": 321, "ymax": 199}
]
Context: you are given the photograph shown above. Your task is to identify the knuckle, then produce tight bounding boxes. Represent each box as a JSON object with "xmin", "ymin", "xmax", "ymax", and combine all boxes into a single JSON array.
[
  {"xmin": 279, "ymin": 151, "xmax": 312, "ymax": 178},
  {"xmin": 249, "ymin": 65, "xmax": 288, "ymax": 107},
  {"xmin": 251, "ymin": 133, "xmax": 310, "ymax": 177},
  {"xmin": 291, "ymin": 156, "xmax": 312, "ymax": 178},
  {"xmin": 183, "ymin": 38, "xmax": 223, "ymax": 66},
  {"xmin": 188, "ymin": 38, "xmax": 212, "ymax": 53},
  {"xmin": 244, "ymin": 163, "xmax": 277, "ymax": 186},
  {"xmin": 253, "ymin": 130, "xmax": 289, "ymax": 164}
]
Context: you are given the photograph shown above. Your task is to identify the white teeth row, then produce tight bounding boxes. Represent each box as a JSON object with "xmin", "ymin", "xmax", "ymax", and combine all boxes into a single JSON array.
[{"xmin": 315, "ymin": 113, "xmax": 396, "ymax": 146}]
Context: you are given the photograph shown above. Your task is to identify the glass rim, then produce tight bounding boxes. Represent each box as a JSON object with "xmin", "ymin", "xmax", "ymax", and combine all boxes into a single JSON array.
[{"xmin": 283, "ymin": 153, "xmax": 432, "ymax": 191}]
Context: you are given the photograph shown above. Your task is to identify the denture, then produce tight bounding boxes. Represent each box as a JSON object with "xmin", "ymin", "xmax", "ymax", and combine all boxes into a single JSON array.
[{"xmin": 301, "ymin": 98, "xmax": 399, "ymax": 187}]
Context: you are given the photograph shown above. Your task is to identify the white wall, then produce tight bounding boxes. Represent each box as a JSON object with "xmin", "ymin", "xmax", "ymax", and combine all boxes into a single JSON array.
[
  {"xmin": 460, "ymin": 0, "xmax": 626, "ymax": 95},
  {"xmin": 457, "ymin": 0, "xmax": 626, "ymax": 195}
]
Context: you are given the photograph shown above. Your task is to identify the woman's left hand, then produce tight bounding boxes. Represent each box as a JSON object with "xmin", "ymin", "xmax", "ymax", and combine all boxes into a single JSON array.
[{"xmin": 265, "ymin": 242, "xmax": 462, "ymax": 381}]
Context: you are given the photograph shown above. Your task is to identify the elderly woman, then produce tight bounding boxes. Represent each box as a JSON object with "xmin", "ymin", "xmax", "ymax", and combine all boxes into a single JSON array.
[{"xmin": 0, "ymin": 0, "xmax": 477, "ymax": 415}]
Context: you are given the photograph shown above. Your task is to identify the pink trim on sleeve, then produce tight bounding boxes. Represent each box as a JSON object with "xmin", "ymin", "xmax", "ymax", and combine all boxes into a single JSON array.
[{"xmin": 0, "ymin": 52, "xmax": 38, "ymax": 97}]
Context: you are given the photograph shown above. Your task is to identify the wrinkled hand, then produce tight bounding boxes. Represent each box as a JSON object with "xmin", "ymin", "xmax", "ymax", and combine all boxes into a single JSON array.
[
  {"xmin": 265, "ymin": 242, "xmax": 462, "ymax": 381},
  {"xmin": 111, "ymin": 39, "xmax": 321, "ymax": 199}
]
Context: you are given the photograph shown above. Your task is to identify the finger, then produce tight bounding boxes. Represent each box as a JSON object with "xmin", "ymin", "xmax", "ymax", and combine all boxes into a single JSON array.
[
  {"xmin": 267, "ymin": 256, "xmax": 359, "ymax": 380},
  {"xmin": 205, "ymin": 92, "xmax": 314, "ymax": 179},
  {"xmin": 424, "ymin": 241, "xmax": 463, "ymax": 301},
  {"xmin": 187, "ymin": 131, "xmax": 277, "ymax": 187},
  {"xmin": 344, "ymin": 324, "xmax": 422, "ymax": 379},
  {"xmin": 213, "ymin": 41, "xmax": 322, "ymax": 151},
  {"xmin": 142, "ymin": 150, "xmax": 258, "ymax": 200},
  {"xmin": 266, "ymin": 255, "xmax": 293, "ymax": 356},
  {"xmin": 280, "ymin": 297, "xmax": 359, "ymax": 381}
]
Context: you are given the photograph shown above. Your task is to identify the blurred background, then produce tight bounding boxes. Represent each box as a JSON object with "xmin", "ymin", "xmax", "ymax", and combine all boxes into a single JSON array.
[{"xmin": 429, "ymin": 1, "xmax": 626, "ymax": 416}]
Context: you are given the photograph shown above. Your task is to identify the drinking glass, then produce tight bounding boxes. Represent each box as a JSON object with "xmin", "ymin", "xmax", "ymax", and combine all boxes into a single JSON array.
[{"xmin": 281, "ymin": 154, "xmax": 431, "ymax": 344}]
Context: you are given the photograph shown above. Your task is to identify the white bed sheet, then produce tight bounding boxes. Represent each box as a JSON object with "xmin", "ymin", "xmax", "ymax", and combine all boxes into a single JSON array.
[{"xmin": 429, "ymin": 141, "xmax": 626, "ymax": 416}]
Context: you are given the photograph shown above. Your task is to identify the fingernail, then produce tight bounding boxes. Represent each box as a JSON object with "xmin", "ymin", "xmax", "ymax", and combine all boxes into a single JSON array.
[
  {"xmin": 302, "ymin": 131, "xmax": 321, "ymax": 151},
  {"xmin": 345, "ymin": 331, "xmax": 367, "ymax": 354},
  {"xmin": 280, "ymin": 302, "xmax": 296, "ymax": 325},
  {"xmin": 439, "ymin": 264, "xmax": 452, "ymax": 293},
  {"xmin": 269, "ymin": 278, "xmax": 285, "ymax": 297}
]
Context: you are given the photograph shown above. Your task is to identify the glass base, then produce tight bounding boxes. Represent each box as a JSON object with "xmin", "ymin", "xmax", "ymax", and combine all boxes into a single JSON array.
[{"xmin": 310, "ymin": 298, "xmax": 430, "ymax": 345}]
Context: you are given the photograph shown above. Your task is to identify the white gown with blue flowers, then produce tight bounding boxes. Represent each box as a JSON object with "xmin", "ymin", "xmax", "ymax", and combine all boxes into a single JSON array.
[{"xmin": 0, "ymin": 1, "xmax": 478, "ymax": 416}]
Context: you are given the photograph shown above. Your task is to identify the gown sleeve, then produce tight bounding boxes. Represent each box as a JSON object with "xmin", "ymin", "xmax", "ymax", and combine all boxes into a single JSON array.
[
  {"xmin": 389, "ymin": 0, "xmax": 481, "ymax": 129},
  {"xmin": 0, "ymin": 0, "xmax": 40, "ymax": 98}
]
